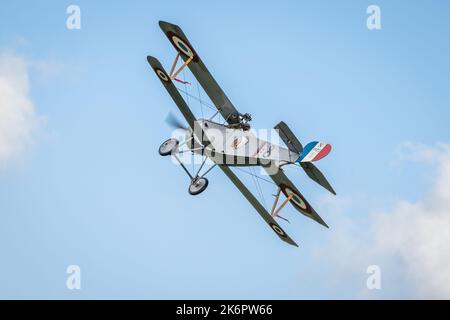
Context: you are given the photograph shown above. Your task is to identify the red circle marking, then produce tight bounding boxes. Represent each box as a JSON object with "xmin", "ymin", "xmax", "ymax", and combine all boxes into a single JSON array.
[
  {"xmin": 279, "ymin": 184, "xmax": 312, "ymax": 214},
  {"xmin": 154, "ymin": 68, "xmax": 170, "ymax": 82},
  {"xmin": 167, "ymin": 31, "xmax": 199, "ymax": 62}
]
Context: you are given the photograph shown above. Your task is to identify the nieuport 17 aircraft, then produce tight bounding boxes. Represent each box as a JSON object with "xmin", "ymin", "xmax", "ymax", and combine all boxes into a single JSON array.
[{"xmin": 147, "ymin": 21, "xmax": 335, "ymax": 246}]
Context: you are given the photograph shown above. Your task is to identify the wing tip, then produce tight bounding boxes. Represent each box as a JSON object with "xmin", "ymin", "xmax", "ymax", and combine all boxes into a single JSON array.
[
  {"xmin": 158, "ymin": 20, "xmax": 168, "ymax": 27},
  {"xmin": 159, "ymin": 20, "xmax": 178, "ymax": 30},
  {"xmin": 320, "ymin": 218, "xmax": 330, "ymax": 229},
  {"xmin": 311, "ymin": 209, "xmax": 329, "ymax": 229},
  {"xmin": 329, "ymin": 188, "xmax": 337, "ymax": 196},
  {"xmin": 146, "ymin": 55, "xmax": 156, "ymax": 64},
  {"xmin": 284, "ymin": 237, "xmax": 299, "ymax": 247},
  {"xmin": 317, "ymin": 215, "xmax": 330, "ymax": 229},
  {"xmin": 284, "ymin": 234, "xmax": 299, "ymax": 247}
]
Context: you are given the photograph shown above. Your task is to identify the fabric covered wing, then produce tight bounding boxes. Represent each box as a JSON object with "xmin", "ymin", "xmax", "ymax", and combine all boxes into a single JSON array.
[
  {"xmin": 147, "ymin": 56, "xmax": 197, "ymax": 129},
  {"xmin": 159, "ymin": 21, "xmax": 241, "ymax": 125},
  {"xmin": 219, "ymin": 165, "xmax": 298, "ymax": 247},
  {"xmin": 265, "ymin": 168, "xmax": 329, "ymax": 228}
]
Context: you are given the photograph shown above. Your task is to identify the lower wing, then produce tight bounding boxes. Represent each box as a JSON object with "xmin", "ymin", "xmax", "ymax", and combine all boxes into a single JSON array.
[
  {"xmin": 264, "ymin": 167, "xmax": 329, "ymax": 228},
  {"xmin": 146, "ymin": 56, "xmax": 197, "ymax": 129},
  {"xmin": 219, "ymin": 165, "xmax": 298, "ymax": 247}
]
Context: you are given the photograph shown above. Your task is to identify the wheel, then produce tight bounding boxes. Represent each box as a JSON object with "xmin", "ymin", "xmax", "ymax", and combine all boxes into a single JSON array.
[
  {"xmin": 188, "ymin": 177, "xmax": 209, "ymax": 195},
  {"xmin": 159, "ymin": 138, "xmax": 179, "ymax": 156}
]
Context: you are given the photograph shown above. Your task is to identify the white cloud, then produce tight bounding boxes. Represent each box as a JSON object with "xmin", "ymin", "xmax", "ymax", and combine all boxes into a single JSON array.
[
  {"xmin": 32, "ymin": 59, "xmax": 65, "ymax": 81},
  {"xmin": 314, "ymin": 142, "xmax": 450, "ymax": 299},
  {"xmin": 372, "ymin": 142, "xmax": 450, "ymax": 298},
  {"xmin": 394, "ymin": 141, "xmax": 450, "ymax": 165},
  {"xmin": 0, "ymin": 52, "xmax": 41, "ymax": 166}
]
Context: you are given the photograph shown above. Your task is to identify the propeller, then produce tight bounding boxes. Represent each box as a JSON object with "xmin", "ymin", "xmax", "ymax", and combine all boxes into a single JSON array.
[{"xmin": 165, "ymin": 112, "xmax": 187, "ymax": 130}]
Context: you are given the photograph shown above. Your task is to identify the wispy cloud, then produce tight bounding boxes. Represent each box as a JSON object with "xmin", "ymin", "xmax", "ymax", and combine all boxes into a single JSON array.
[
  {"xmin": 31, "ymin": 59, "xmax": 65, "ymax": 81},
  {"xmin": 372, "ymin": 142, "xmax": 450, "ymax": 298},
  {"xmin": 0, "ymin": 52, "xmax": 42, "ymax": 166},
  {"xmin": 314, "ymin": 142, "xmax": 450, "ymax": 299}
]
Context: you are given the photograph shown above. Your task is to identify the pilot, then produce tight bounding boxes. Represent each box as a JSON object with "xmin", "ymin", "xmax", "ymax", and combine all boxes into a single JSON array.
[{"xmin": 227, "ymin": 113, "xmax": 252, "ymax": 131}]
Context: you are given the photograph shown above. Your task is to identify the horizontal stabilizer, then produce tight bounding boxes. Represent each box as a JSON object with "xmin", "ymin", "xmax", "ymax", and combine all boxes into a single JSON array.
[
  {"xmin": 301, "ymin": 162, "xmax": 336, "ymax": 195},
  {"xmin": 274, "ymin": 121, "xmax": 303, "ymax": 154}
]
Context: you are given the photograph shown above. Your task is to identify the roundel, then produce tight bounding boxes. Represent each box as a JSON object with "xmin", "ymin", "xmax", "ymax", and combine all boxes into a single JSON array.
[
  {"xmin": 171, "ymin": 35, "xmax": 194, "ymax": 58},
  {"xmin": 167, "ymin": 31, "xmax": 197, "ymax": 61},
  {"xmin": 270, "ymin": 223, "xmax": 286, "ymax": 237},
  {"xmin": 279, "ymin": 184, "xmax": 312, "ymax": 214},
  {"xmin": 155, "ymin": 69, "xmax": 169, "ymax": 82}
]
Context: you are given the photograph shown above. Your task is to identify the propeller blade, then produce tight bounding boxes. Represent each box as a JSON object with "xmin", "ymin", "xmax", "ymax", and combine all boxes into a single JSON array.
[{"xmin": 165, "ymin": 112, "xmax": 187, "ymax": 130}]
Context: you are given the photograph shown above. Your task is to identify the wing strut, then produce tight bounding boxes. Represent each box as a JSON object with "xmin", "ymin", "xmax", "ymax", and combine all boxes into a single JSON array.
[
  {"xmin": 270, "ymin": 188, "xmax": 292, "ymax": 223},
  {"xmin": 219, "ymin": 165, "xmax": 298, "ymax": 247},
  {"xmin": 168, "ymin": 52, "xmax": 193, "ymax": 83},
  {"xmin": 159, "ymin": 21, "xmax": 241, "ymax": 125}
]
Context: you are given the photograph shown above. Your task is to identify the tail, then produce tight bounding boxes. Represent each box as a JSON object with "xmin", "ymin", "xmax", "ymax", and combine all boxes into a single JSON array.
[
  {"xmin": 275, "ymin": 122, "xmax": 336, "ymax": 195},
  {"xmin": 296, "ymin": 141, "xmax": 332, "ymax": 163}
]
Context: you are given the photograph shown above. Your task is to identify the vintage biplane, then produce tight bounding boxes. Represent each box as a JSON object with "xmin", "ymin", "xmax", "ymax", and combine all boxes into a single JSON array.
[{"xmin": 147, "ymin": 21, "xmax": 336, "ymax": 246}]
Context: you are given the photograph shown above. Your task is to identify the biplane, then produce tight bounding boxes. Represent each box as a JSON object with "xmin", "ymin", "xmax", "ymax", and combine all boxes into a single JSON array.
[{"xmin": 147, "ymin": 21, "xmax": 336, "ymax": 246}]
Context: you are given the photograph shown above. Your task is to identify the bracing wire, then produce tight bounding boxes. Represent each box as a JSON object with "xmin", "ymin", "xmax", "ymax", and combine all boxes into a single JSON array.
[
  {"xmin": 197, "ymin": 81, "xmax": 204, "ymax": 119},
  {"xmin": 230, "ymin": 167, "xmax": 276, "ymax": 211},
  {"xmin": 234, "ymin": 167, "xmax": 276, "ymax": 186},
  {"xmin": 181, "ymin": 68, "xmax": 194, "ymax": 177},
  {"xmin": 249, "ymin": 167, "xmax": 261, "ymax": 205},
  {"xmin": 175, "ymin": 86, "xmax": 217, "ymax": 113},
  {"xmin": 251, "ymin": 167, "xmax": 267, "ymax": 209},
  {"xmin": 182, "ymin": 69, "xmax": 190, "ymax": 107}
]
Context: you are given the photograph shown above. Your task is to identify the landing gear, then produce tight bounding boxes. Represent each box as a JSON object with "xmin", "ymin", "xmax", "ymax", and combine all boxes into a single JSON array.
[
  {"xmin": 159, "ymin": 138, "xmax": 179, "ymax": 156},
  {"xmin": 188, "ymin": 177, "xmax": 209, "ymax": 195},
  {"xmin": 159, "ymin": 137, "xmax": 216, "ymax": 196}
]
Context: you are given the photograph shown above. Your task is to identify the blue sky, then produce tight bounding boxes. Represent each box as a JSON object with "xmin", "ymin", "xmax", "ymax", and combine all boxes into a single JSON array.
[{"xmin": 1, "ymin": 0, "xmax": 450, "ymax": 299}]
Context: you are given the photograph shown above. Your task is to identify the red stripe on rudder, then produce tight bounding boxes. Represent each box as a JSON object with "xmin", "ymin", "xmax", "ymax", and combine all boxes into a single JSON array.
[{"xmin": 312, "ymin": 144, "xmax": 332, "ymax": 161}]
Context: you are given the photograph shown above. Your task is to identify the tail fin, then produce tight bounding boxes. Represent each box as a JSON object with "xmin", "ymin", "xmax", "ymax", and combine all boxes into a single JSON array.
[
  {"xmin": 274, "ymin": 121, "xmax": 336, "ymax": 195},
  {"xmin": 296, "ymin": 141, "xmax": 332, "ymax": 163}
]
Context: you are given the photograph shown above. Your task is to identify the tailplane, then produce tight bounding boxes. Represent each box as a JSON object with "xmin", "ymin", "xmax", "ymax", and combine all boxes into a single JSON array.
[{"xmin": 275, "ymin": 121, "xmax": 336, "ymax": 195}]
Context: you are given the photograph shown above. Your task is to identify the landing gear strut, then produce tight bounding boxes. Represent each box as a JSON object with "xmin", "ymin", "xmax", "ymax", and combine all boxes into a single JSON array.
[{"xmin": 159, "ymin": 137, "xmax": 215, "ymax": 196}]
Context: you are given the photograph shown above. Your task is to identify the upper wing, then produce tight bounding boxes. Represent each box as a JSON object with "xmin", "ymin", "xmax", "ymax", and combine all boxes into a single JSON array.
[
  {"xmin": 159, "ymin": 21, "xmax": 241, "ymax": 125},
  {"xmin": 265, "ymin": 167, "xmax": 329, "ymax": 228},
  {"xmin": 219, "ymin": 165, "xmax": 298, "ymax": 247},
  {"xmin": 147, "ymin": 56, "xmax": 196, "ymax": 129}
]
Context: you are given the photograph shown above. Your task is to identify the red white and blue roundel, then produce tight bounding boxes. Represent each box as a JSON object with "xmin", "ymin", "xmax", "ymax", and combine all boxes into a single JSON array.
[
  {"xmin": 297, "ymin": 141, "xmax": 332, "ymax": 163},
  {"xmin": 154, "ymin": 68, "xmax": 170, "ymax": 83},
  {"xmin": 279, "ymin": 184, "xmax": 312, "ymax": 215},
  {"xmin": 166, "ymin": 31, "xmax": 198, "ymax": 62}
]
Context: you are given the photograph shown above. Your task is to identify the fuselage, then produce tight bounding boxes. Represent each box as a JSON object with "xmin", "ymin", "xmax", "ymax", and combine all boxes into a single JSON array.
[{"xmin": 186, "ymin": 119, "xmax": 298, "ymax": 167}]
